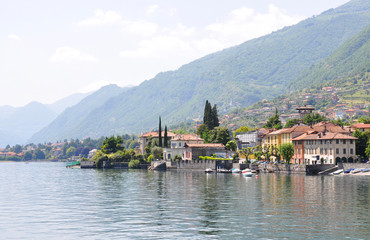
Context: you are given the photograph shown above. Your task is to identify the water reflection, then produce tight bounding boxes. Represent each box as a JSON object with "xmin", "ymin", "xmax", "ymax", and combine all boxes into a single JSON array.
[{"xmin": 0, "ymin": 163, "xmax": 368, "ymax": 239}]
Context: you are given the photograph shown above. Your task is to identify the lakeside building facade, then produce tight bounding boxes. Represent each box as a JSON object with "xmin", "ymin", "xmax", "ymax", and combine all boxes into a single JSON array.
[
  {"xmin": 292, "ymin": 131, "xmax": 357, "ymax": 165},
  {"xmin": 234, "ymin": 128, "xmax": 270, "ymax": 150},
  {"xmin": 139, "ymin": 131, "xmax": 176, "ymax": 154},
  {"xmin": 184, "ymin": 143, "xmax": 230, "ymax": 160},
  {"xmin": 163, "ymin": 134, "xmax": 204, "ymax": 161}
]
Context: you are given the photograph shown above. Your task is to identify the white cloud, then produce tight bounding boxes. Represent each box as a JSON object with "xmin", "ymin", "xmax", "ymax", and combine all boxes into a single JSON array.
[
  {"xmin": 8, "ymin": 34, "xmax": 21, "ymax": 41},
  {"xmin": 77, "ymin": 9, "xmax": 122, "ymax": 27},
  {"xmin": 206, "ymin": 4, "xmax": 304, "ymax": 45},
  {"xmin": 146, "ymin": 5, "xmax": 158, "ymax": 16},
  {"xmin": 169, "ymin": 8, "xmax": 177, "ymax": 17},
  {"xmin": 50, "ymin": 47, "xmax": 98, "ymax": 63},
  {"xmin": 122, "ymin": 20, "xmax": 159, "ymax": 36}
]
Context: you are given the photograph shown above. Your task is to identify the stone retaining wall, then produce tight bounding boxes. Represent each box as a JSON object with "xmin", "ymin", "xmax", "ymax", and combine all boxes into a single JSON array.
[
  {"xmin": 342, "ymin": 163, "xmax": 370, "ymax": 170},
  {"xmin": 176, "ymin": 160, "xmax": 233, "ymax": 170}
]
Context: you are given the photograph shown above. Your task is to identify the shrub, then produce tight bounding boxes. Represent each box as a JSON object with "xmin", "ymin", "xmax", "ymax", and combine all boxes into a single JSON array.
[{"xmin": 128, "ymin": 159, "xmax": 141, "ymax": 169}]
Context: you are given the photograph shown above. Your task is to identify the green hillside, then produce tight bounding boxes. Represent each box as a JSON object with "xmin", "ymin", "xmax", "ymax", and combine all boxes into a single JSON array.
[
  {"xmin": 29, "ymin": 84, "xmax": 127, "ymax": 143},
  {"xmin": 30, "ymin": 0, "xmax": 370, "ymax": 142},
  {"xmin": 225, "ymin": 25, "xmax": 370, "ymax": 129}
]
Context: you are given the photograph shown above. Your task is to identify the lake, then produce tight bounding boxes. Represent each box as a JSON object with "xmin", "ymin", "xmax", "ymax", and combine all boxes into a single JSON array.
[{"xmin": 0, "ymin": 162, "xmax": 368, "ymax": 239}]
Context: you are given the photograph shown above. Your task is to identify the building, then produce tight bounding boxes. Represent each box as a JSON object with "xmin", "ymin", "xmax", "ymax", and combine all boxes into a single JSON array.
[
  {"xmin": 351, "ymin": 123, "xmax": 370, "ymax": 132},
  {"xmin": 163, "ymin": 134, "xmax": 204, "ymax": 161},
  {"xmin": 234, "ymin": 129, "xmax": 267, "ymax": 150},
  {"xmin": 296, "ymin": 105, "xmax": 315, "ymax": 119},
  {"xmin": 139, "ymin": 131, "xmax": 176, "ymax": 154},
  {"xmin": 292, "ymin": 131, "xmax": 357, "ymax": 165},
  {"xmin": 184, "ymin": 143, "xmax": 230, "ymax": 160}
]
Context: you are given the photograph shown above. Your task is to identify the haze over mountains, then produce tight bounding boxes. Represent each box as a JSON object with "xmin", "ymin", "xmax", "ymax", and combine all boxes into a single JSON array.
[{"xmin": 1, "ymin": 0, "xmax": 369, "ymax": 146}]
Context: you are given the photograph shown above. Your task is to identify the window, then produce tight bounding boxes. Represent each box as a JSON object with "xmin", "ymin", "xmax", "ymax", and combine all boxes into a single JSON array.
[
  {"xmin": 336, "ymin": 139, "xmax": 339, "ymax": 144},
  {"xmin": 320, "ymin": 140, "xmax": 323, "ymax": 144},
  {"xmin": 343, "ymin": 148, "xmax": 346, "ymax": 154},
  {"xmin": 179, "ymin": 142, "xmax": 182, "ymax": 147},
  {"xmin": 320, "ymin": 148, "xmax": 323, "ymax": 154},
  {"xmin": 324, "ymin": 140, "xmax": 327, "ymax": 144},
  {"xmin": 350, "ymin": 139, "xmax": 353, "ymax": 144},
  {"xmin": 336, "ymin": 148, "xmax": 339, "ymax": 154},
  {"xmin": 325, "ymin": 148, "xmax": 327, "ymax": 155},
  {"xmin": 350, "ymin": 148, "xmax": 353, "ymax": 154},
  {"xmin": 343, "ymin": 140, "xmax": 346, "ymax": 144},
  {"xmin": 330, "ymin": 148, "xmax": 332, "ymax": 155}
]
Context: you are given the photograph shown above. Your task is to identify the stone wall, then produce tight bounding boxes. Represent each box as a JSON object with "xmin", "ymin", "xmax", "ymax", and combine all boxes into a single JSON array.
[
  {"xmin": 305, "ymin": 164, "xmax": 336, "ymax": 175},
  {"xmin": 342, "ymin": 163, "xmax": 370, "ymax": 170},
  {"xmin": 176, "ymin": 160, "xmax": 233, "ymax": 170},
  {"xmin": 258, "ymin": 163, "xmax": 307, "ymax": 173}
]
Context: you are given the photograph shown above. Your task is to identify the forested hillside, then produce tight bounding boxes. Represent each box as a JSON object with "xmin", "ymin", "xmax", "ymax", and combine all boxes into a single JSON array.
[{"xmin": 30, "ymin": 0, "xmax": 370, "ymax": 143}]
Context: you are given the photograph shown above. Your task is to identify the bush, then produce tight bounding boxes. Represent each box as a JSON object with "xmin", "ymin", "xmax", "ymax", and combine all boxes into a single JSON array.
[
  {"xmin": 128, "ymin": 159, "xmax": 141, "ymax": 169},
  {"xmin": 199, "ymin": 156, "xmax": 232, "ymax": 161},
  {"xmin": 147, "ymin": 155, "xmax": 153, "ymax": 163}
]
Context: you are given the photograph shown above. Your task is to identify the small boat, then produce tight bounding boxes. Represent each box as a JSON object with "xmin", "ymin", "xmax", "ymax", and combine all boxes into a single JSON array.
[
  {"xmin": 242, "ymin": 169, "xmax": 253, "ymax": 177},
  {"xmin": 332, "ymin": 169, "xmax": 343, "ymax": 175},
  {"xmin": 205, "ymin": 168, "xmax": 214, "ymax": 173},
  {"xmin": 232, "ymin": 168, "xmax": 241, "ymax": 173},
  {"xmin": 217, "ymin": 168, "xmax": 232, "ymax": 173}
]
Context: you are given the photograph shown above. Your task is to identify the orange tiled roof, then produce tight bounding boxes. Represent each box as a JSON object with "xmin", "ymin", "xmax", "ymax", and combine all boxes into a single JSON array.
[
  {"xmin": 186, "ymin": 143, "xmax": 225, "ymax": 148},
  {"xmin": 293, "ymin": 132, "xmax": 357, "ymax": 141},
  {"xmin": 140, "ymin": 131, "xmax": 176, "ymax": 138},
  {"xmin": 172, "ymin": 134, "xmax": 203, "ymax": 141},
  {"xmin": 351, "ymin": 123, "xmax": 370, "ymax": 129}
]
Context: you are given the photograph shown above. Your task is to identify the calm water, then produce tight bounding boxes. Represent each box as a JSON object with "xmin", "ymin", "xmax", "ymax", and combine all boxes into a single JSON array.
[{"xmin": 0, "ymin": 162, "xmax": 369, "ymax": 239}]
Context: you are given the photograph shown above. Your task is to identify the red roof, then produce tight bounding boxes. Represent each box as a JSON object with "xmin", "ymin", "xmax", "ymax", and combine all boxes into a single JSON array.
[
  {"xmin": 140, "ymin": 131, "xmax": 176, "ymax": 138},
  {"xmin": 293, "ymin": 132, "xmax": 357, "ymax": 141},
  {"xmin": 351, "ymin": 123, "xmax": 370, "ymax": 129},
  {"xmin": 186, "ymin": 143, "xmax": 225, "ymax": 148}
]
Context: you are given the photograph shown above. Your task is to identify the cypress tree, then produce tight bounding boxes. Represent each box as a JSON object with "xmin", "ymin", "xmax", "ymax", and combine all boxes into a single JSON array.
[
  {"xmin": 158, "ymin": 116, "xmax": 162, "ymax": 147},
  {"xmin": 212, "ymin": 104, "xmax": 219, "ymax": 128},
  {"xmin": 164, "ymin": 125, "xmax": 168, "ymax": 148},
  {"xmin": 203, "ymin": 100, "xmax": 213, "ymax": 130}
]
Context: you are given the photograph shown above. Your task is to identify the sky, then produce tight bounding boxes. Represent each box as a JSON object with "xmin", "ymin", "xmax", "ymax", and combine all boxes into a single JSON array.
[{"xmin": 1, "ymin": 0, "xmax": 349, "ymax": 107}]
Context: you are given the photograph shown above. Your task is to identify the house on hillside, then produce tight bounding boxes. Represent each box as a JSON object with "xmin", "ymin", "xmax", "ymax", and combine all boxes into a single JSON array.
[
  {"xmin": 351, "ymin": 123, "xmax": 370, "ymax": 132},
  {"xmin": 184, "ymin": 143, "xmax": 231, "ymax": 160},
  {"xmin": 163, "ymin": 134, "xmax": 204, "ymax": 161},
  {"xmin": 139, "ymin": 131, "xmax": 176, "ymax": 154},
  {"xmin": 292, "ymin": 131, "xmax": 357, "ymax": 165}
]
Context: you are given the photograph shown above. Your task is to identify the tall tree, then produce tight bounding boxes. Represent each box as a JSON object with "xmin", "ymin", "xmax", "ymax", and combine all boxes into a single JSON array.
[
  {"xmin": 263, "ymin": 108, "xmax": 282, "ymax": 129},
  {"xmin": 158, "ymin": 116, "xmax": 162, "ymax": 147},
  {"xmin": 212, "ymin": 104, "xmax": 219, "ymax": 128},
  {"xmin": 164, "ymin": 125, "xmax": 168, "ymax": 148}
]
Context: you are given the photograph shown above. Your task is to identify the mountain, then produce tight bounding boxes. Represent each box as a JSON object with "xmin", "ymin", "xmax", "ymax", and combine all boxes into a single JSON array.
[
  {"xmin": 47, "ymin": 92, "xmax": 91, "ymax": 114},
  {"xmin": 0, "ymin": 102, "xmax": 58, "ymax": 147},
  {"xmin": 290, "ymin": 23, "xmax": 370, "ymax": 90},
  {"xmin": 28, "ymin": 84, "xmax": 128, "ymax": 143},
  {"xmin": 225, "ymin": 25, "xmax": 370, "ymax": 129},
  {"xmin": 31, "ymin": 0, "xmax": 370, "ymax": 142}
]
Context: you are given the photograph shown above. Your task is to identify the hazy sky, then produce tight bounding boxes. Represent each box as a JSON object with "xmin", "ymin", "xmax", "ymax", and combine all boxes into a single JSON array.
[{"xmin": 1, "ymin": 0, "xmax": 349, "ymax": 107}]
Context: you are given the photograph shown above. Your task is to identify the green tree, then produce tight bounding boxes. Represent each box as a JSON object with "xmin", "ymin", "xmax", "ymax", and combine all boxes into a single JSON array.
[
  {"xmin": 173, "ymin": 155, "xmax": 182, "ymax": 162},
  {"xmin": 303, "ymin": 113, "xmax": 327, "ymax": 126},
  {"xmin": 209, "ymin": 127, "xmax": 230, "ymax": 145},
  {"xmin": 211, "ymin": 104, "xmax": 219, "ymax": 129},
  {"xmin": 234, "ymin": 126, "xmax": 251, "ymax": 138},
  {"xmin": 365, "ymin": 141, "xmax": 370, "ymax": 159},
  {"xmin": 353, "ymin": 130, "xmax": 370, "ymax": 158},
  {"xmin": 66, "ymin": 146, "xmax": 76, "ymax": 157},
  {"xmin": 164, "ymin": 125, "xmax": 168, "ymax": 148},
  {"xmin": 152, "ymin": 146, "xmax": 163, "ymax": 160},
  {"xmin": 158, "ymin": 116, "xmax": 162, "ymax": 147},
  {"xmin": 197, "ymin": 124, "xmax": 208, "ymax": 138},
  {"xmin": 101, "ymin": 136, "xmax": 124, "ymax": 154},
  {"xmin": 358, "ymin": 116, "xmax": 370, "ymax": 124},
  {"xmin": 284, "ymin": 119, "xmax": 300, "ymax": 128},
  {"xmin": 279, "ymin": 143, "xmax": 295, "ymax": 164},
  {"xmin": 263, "ymin": 108, "xmax": 282, "ymax": 129},
  {"xmin": 24, "ymin": 151, "xmax": 32, "ymax": 161},
  {"xmin": 34, "ymin": 149, "xmax": 45, "ymax": 160},
  {"xmin": 128, "ymin": 159, "xmax": 141, "ymax": 169},
  {"xmin": 13, "ymin": 144, "xmax": 22, "ymax": 154},
  {"xmin": 203, "ymin": 100, "xmax": 219, "ymax": 130},
  {"xmin": 225, "ymin": 140, "xmax": 237, "ymax": 151}
]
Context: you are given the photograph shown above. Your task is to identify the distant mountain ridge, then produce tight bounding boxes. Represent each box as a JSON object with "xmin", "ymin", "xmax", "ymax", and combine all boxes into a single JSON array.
[
  {"xmin": 28, "ymin": 0, "xmax": 370, "ymax": 143},
  {"xmin": 29, "ymin": 84, "xmax": 129, "ymax": 143},
  {"xmin": 0, "ymin": 91, "xmax": 90, "ymax": 147}
]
